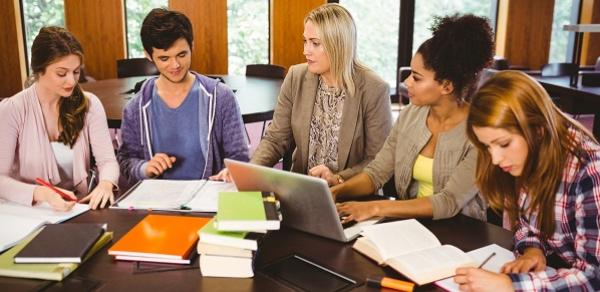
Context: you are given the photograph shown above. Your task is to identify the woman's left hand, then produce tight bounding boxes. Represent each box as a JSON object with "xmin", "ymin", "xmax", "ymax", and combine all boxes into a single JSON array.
[
  {"xmin": 335, "ymin": 201, "xmax": 379, "ymax": 222},
  {"xmin": 79, "ymin": 180, "xmax": 115, "ymax": 210},
  {"xmin": 454, "ymin": 267, "xmax": 514, "ymax": 292},
  {"xmin": 309, "ymin": 164, "xmax": 342, "ymax": 186}
]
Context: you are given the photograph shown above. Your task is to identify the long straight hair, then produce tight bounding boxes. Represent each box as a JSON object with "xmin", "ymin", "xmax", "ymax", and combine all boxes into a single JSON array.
[
  {"xmin": 304, "ymin": 4, "xmax": 366, "ymax": 97},
  {"xmin": 466, "ymin": 70, "xmax": 595, "ymax": 236},
  {"xmin": 30, "ymin": 26, "xmax": 88, "ymax": 148}
]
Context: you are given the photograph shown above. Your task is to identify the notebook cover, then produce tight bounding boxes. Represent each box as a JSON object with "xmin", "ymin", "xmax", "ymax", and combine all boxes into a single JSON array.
[
  {"xmin": 14, "ymin": 223, "xmax": 106, "ymax": 263},
  {"xmin": 0, "ymin": 230, "xmax": 113, "ymax": 281},
  {"xmin": 215, "ymin": 191, "xmax": 280, "ymax": 230},
  {"xmin": 108, "ymin": 214, "xmax": 211, "ymax": 259}
]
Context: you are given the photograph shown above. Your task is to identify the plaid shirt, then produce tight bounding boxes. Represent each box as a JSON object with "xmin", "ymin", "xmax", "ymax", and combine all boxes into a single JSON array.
[{"xmin": 509, "ymin": 131, "xmax": 600, "ymax": 291}]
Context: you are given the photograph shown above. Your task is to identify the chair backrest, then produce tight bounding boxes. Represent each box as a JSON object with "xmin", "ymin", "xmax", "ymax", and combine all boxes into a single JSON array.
[
  {"xmin": 595, "ymin": 56, "xmax": 600, "ymax": 71},
  {"xmin": 245, "ymin": 64, "xmax": 286, "ymax": 79},
  {"xmin": 540, "ymin": 62, "xmax": 578, "ymax": 77},
  {"xmin": 116, "ymin": 58, "xmax": 159, "ymax": 78},
  {"xmin": 491, "ymin": 58, "xmax": 509, "ymax": 70}
]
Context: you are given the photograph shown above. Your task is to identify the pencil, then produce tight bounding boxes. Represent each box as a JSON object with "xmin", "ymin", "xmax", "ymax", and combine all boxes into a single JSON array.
[
  {"xmin": 478, "ymin": 252, "xmax": 496, "ymax": 269},
  {"xmin": 35, "ymin": 177, "xmax": 77, "ymax": 202}
]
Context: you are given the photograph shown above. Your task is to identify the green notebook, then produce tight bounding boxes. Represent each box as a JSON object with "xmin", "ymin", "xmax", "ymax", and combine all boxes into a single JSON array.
[
  {"xmin": 214, "ymin": 191, "xmax": 280, "ymax": 232},
  {"xmin": 0, "ymin": 229, "xmax": 113, "ymax": 281},
  {"xmin": 198, "ymin": 218, "xmax": 263, "ymax": 251}
]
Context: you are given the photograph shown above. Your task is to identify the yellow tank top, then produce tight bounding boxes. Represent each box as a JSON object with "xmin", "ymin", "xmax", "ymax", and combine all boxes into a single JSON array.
[{"xmin": 412, "ymin": 154, "xmax": 434, "ymax": 198}]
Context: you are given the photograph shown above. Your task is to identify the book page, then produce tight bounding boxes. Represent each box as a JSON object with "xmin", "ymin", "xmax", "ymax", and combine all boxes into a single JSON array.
[
  {"xmin": 115, "ymin": 180, "xmax": 207, "ymax": 209},
  {"xmin": 387, "ymin": 245, "xmax": 475, "ymax": 285},
  {"xmin": 360, "ymin": 219, "xmax": 441, "ymax": 260},
  {"xmin": 184, "ymin": 181, "xmax": 237, "ymax": 212},
  {"xmin": 435, "ymin": 244, "xmax": 515, "ymax": 292}
]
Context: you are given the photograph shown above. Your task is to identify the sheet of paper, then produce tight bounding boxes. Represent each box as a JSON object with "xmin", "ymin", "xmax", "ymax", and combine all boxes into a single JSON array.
[
  {"xmin": 435, "ymin": 244, "xmax": 515, "ymax": 292},
  {"xmin": 184, "ymin": 181, "xmax": 237, "ymax": 212},
  {"xmin": 115, "ymin": 180, "xmax": 207, "ymax": 209},
  {"xmin": 360, "ymin": 219, "xmax": 441, "ymax": 261}
]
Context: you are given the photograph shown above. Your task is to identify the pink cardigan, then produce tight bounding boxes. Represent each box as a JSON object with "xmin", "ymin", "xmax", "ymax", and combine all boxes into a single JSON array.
[{"xmin": 0, "ymin": 85, "xmax": 119, "ymax": 206}]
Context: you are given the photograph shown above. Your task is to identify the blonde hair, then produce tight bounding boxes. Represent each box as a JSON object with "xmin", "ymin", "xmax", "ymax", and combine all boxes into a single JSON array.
[
  {"xmin": 466, "ymin": 70, "xmax": 596, "ymax": 236},
  {"xmin": 304, "ymin": 3, "xmax": 366, "ymax": 97}
]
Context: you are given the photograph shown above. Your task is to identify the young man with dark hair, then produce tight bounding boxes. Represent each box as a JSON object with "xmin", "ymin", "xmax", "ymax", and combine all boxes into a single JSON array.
[{"xmin": 118, "ymin": 8, "xmax": 248, "ymax": 184}]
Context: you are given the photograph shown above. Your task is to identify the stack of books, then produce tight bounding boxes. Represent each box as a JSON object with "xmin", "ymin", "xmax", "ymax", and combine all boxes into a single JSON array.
[
  {"xmin": 197, "ymin": 191, "xmax": 281, "ymax": 278},
  {"xmin": 108, "ymin": 214, "xmax": 211, "ymax": 264},
  {"xmin": 0, "ymin": 223, "xmax": 112, "ymax": 281}
]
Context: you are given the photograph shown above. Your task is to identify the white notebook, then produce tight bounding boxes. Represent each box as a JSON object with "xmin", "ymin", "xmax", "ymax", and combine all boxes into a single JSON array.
[
  {"xmin": 111, "ymin": 179, "xmax": 237, "ymax": 212},
  {"xmin": 0, "ymin": 200, "xmax": 89, "ymax": 253}
]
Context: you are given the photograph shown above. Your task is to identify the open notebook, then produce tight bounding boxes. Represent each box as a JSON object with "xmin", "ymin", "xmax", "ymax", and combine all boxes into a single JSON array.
[
  {"xmin": 111, "ymin": 179, "xmax": 236, "ymax": 212},
  {"xmin": 0, "ymin": 200, "xmax": 89, "ymax": 253}
]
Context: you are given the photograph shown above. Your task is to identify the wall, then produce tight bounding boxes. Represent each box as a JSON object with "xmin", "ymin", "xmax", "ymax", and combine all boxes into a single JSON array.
[{"xmin": 0, "ymin": 0, "xmax": 27, "ymax": 97}]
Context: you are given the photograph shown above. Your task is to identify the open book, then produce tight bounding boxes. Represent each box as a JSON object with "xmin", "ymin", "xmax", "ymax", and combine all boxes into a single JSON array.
[
  {"xmin": 111, "ymin": 179, "xmax": 236, "ymax": 212},
  {"xmin": 0, "ymin": 200, "xmax": 89, "ymax": 253},
  {"xmin": 435, "ymin": 244, "xmax": 515, "ymax": 291},
  {"xmin": 353, "ymin": 219, "xmax": 476, "ymax": 285}
]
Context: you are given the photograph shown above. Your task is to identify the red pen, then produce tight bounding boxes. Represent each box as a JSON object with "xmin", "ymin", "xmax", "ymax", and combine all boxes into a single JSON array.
[{"xmin": 35, "ymin": 178, "xmax": 77, "ymax": 202}]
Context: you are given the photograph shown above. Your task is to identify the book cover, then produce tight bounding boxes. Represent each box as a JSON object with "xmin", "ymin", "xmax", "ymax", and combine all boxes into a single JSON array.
[
  {"xmin": 108, "ymin": 214, "xmax": 211, "ymax": 261},
  {"xmin": 0, "ymin": 230, "xmax": 113, "ymax": 281},
  {"xmin": 214, "ymin": 191, "xmax": 280, "ymax": 232},
  {"xmin": 14, "ymin": 223, "xmax": 106, "ymax": 263},
  {"xmin": 196, "ymin": 241, "xmax": 253, "ymax": 258},
  {"xmin": 198, "ymin": 218, "xmax": 262, "ymax": 250},
  {"xmin": 0, "ymin": 201, "xmax": 89, "ymax": 253}
]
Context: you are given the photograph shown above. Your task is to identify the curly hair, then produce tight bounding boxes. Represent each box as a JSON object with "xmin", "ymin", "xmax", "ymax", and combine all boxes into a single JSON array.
[
  {"xmin": 417, "ymin": 14, "xmax": 494, "ymax": 101},
  {"xmin": 30, "ymin": 26, "xmax": 88, "ymax": 148}
]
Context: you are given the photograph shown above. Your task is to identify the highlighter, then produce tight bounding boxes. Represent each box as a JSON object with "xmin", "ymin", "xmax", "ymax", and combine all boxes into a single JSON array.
[{"xmin": 366, "ymin": 275, "xmax": 415, "ymax": 292}]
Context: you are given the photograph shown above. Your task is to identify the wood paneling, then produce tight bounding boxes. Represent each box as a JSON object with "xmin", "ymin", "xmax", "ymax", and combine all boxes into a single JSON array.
[
  {"xmin": 271, "ymin": 0, "xmax": 325, "ymax": 69},
  {"xmin": 0, "ymin": 0, "xmax": 27, "ymax": 97},
  {"xmin": 495, "ymin": 0, "xmax": 554, "ymax": 70},
  {"xmin": 580, "ymin": 0, "xmax": 600, "ymax": 65},
  {"xmin": 64, "ymin": 0, "xmax": 126, "ymax": 80},
  {"xmin": 169, "ymin": 0, "xmax": 228, "ymax": 75}
]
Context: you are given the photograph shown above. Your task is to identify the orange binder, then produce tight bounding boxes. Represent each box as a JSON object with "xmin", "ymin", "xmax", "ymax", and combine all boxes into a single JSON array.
[{"xmin": 108, "ymin": 215, "xmax": 211, "ymax": 261}]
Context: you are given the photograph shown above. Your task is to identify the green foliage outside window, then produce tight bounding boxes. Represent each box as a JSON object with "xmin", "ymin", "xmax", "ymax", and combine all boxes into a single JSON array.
[
  {"xmin": 22, "ymin": 0, "xmax": 65, "ymax": 68},
  {"xmin": 126, "ymin": 0, "xmax": 168, "ymax": 58},
  {"xmin": 548, "ymin": 0, "xmax": 575, "ymax": 63},
  {"xmin": 342, "ymin": 0, "xmax": 400, "ymax": 87},
  {"xmin": 227, "ymin": 0, "xmax": 269, "ymax": 75}
]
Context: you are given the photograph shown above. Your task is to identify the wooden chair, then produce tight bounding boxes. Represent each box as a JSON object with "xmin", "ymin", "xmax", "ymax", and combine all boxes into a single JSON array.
[{"xmin": 116, "ymin": 58, "xmax": 159, "ymax": 78}]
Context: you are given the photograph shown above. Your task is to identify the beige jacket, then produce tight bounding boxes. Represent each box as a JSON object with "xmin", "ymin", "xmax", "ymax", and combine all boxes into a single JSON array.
[
  {"xmin": 364, "ymin": 104, "xmax": 486, "ymax": 220},
  {"xmin": 251, "ymin": 63, "xmax": 393, "ymax": 179}
]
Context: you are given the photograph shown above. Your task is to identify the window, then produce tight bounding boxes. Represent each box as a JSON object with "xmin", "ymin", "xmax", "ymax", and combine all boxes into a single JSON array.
[
  {"xmin": 125, "ymin": 0, "xmax": 168, "ymax": 58},
  {"xmin": 413, "ymin": 0, "xmax": 496, "ymax": 55},
  {"xmin": 22, "ymin": 0, "xmax": 65, "ymax": 68},
  {"xmin": 340, "ymin": 0, "xmax": 400, "ymax": 87},
  {"xmin": 227, "ymin": 0, "xmax": 269, "ymax": 75},
  {"xmin": 548, "ymin": 0, "xmax": 579, "ymax": 63}
]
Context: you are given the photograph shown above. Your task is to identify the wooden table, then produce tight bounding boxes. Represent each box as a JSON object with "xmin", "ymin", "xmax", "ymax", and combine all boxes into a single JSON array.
[
  {"xmin": 80, "ymin": 75, "xmax": 283, "ymax": 128},
  {"xmin": 535, "ymin": 75, "xmax": 600, "ymax": 140},
  {"xmin": 0, "ymin": 211, "xmax": 513, "ymax": 292}
]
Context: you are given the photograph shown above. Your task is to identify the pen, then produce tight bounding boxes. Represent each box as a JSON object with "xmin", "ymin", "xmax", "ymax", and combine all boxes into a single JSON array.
[
  {"xmin": 35, "ymin": 178, "xmax": 77, "ymax": 202},
  {"xmin": 478, "ymin": 252, "xmax": 496, "ymax": 269},
  {"xmin": 366, "ymin": 276, "xmax": 414, "ymax": 292}
]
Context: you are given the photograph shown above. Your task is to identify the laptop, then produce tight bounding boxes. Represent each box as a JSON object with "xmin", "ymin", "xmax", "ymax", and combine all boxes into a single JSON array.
[{"xmin": 224, "ymin": 159, "xmax": 379, "ymax": 242}]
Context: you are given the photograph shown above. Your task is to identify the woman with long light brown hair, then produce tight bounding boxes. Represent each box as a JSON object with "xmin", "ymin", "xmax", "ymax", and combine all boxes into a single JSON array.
[
  {"xmin": 455, "ymin": 70, "xmax": 600, "ymax": 291},
  {"xmin": 0, "ymin": 27, "xmax": 119, "ymax": 211}
]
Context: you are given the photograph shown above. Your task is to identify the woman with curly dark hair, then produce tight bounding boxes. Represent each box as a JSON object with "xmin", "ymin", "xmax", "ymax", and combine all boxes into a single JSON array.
[
  {"xmin": 0, "ymin": 27, "xmax": 119, "ymax": 211},
  {"xmin": 332, "ymin": 14, "xmax": 494, "ymax": 221}
]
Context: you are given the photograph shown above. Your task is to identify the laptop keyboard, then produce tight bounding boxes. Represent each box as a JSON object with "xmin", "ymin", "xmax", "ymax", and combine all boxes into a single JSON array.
[{"xmin": 340, "ymin": 218, "xmax": 357, "ymax": 229}]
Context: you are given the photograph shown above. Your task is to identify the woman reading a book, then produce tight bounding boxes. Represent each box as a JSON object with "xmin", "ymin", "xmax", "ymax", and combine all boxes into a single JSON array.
[
  {"xmin": 211, "ymin": 3, "xmax": 393, "ymax": 186},
  {"xmin": 332, "ymin": 14, "xmax": 493, "ymax": 221},
  {"xmin": 0, "ymin": 27, "xmax": 119, "ymax": 211},
  {"xmin": 454, "ymin": 71, "xmax": 600, "ymax": 291}
]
